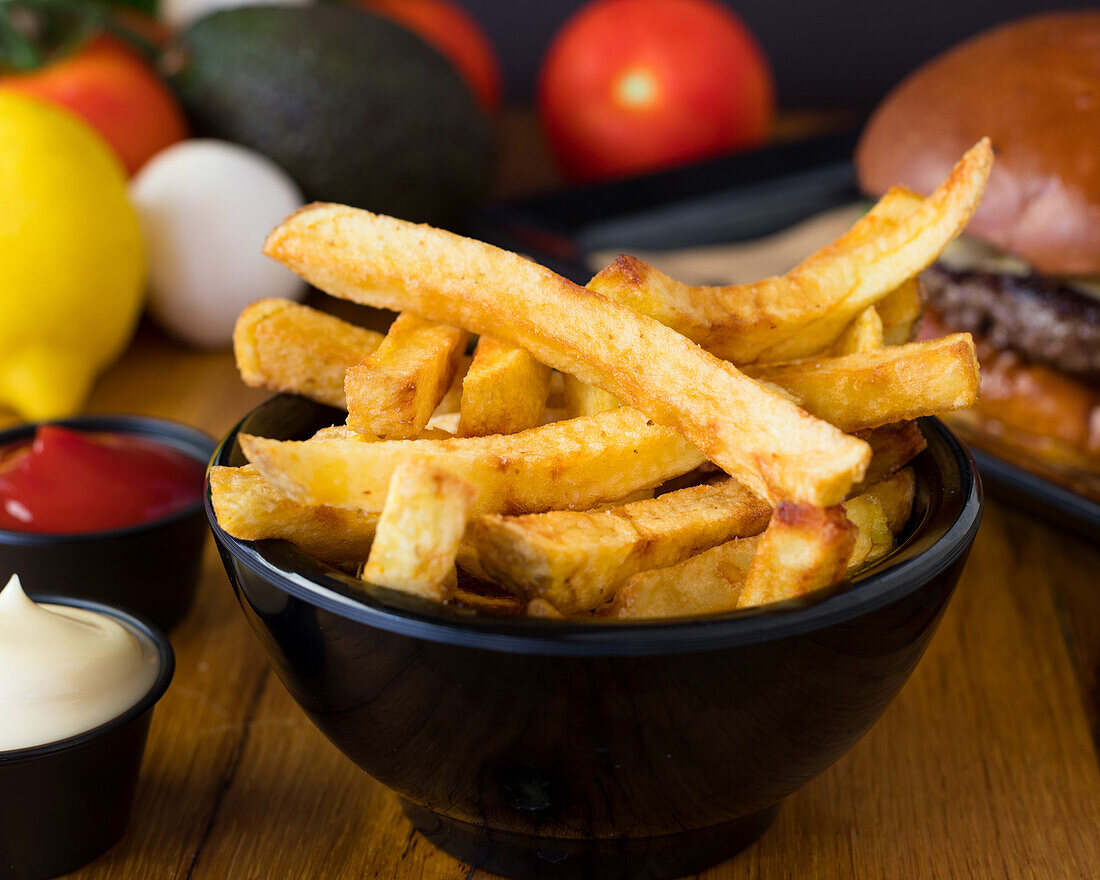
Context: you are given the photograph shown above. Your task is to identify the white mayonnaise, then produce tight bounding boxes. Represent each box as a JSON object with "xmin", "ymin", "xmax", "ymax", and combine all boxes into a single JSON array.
[{"xmin": 0, "ymin": 574, "xmax": 160, "ymax": 751}]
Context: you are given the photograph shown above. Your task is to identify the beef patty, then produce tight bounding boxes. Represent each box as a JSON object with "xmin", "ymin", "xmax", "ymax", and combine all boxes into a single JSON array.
[{"xmin": 922, "ymin": 265, "xmax": 1100, "ymax": 383}]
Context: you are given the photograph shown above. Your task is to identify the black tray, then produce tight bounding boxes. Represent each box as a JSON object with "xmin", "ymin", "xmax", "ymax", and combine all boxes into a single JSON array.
[
  {"xmin": 468, "ymin": 127, "xmax": 863, "ymax": 284},
  {"xmin": 466, "ymin": 129, "xmax": 1100, "ymax": 540}
]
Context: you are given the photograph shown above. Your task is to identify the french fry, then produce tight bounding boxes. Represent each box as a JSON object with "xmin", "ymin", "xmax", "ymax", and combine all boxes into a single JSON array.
[
  {"xmin": 433, "ymin": 354, "xmax": 468, "ymax": 416},
  {"xmin": 455, "ymin": 540, "xmax": 489, "ymax": 581},
  {"xmin": 561, "ymin": 374, "xmax": 621, "ymax": 417},
  {"xmin": 426, "ymin": 411, "xmax": 462, "ymax": 434},
  {"xmin": 611, "ymin": 483, "xmax": 897, "ymax": 619},
  {"xmin": 591, "ymin": 487, "xmax": 655, "ymax": 507},
  {"xmin": 233, "ymin": 298, "xmax": 383, "ymax": 409},
  {"xmin": 831, "ymin": 306, "xmax": 884, "ymax": 355},
  {"xmin": 310, "ymin": 425, "xmax": 357, "ymax": 441},
  {"xmin": 450, "ymin": 586, "xmax": 526, "ymax": 615},
  {"xmin": 472, "ymin": 477, "xmax": 771, "ymax": 613},
  {"xmin": 736, "ymin": 503, "xmax": 858, "ymax": 609},
  {"xmin": 747, "ymin": 334, "xmax": 979, "ymax": 432},
  {"xmin": 610, "ymin": 537, "xmax": 759, "ymax": 620},
  {"xmin": 840, "ymin": 495, "xmax": 893, "ymax": 570},
  {"xmin": 241, "ymin": 406, "xmax": 706, "ymax": 517},
  {"xmin": 790, "ymin": 184, "xmax": 924, "ymax": 349},
  {"xmin": 527, "ymin": 598, "xmax": 567, "ymax": 618},
  {"xmin": 854, "ymin": 421, "xmax": 927, "ymax": 491},
  {"xmin": 209, "ymin": 464, "xmax": 377, "ymax": 570},
  {"xmin": 224, "ymin": 146, "xmax": 982, "ymax": 621},
  {"xmin": 793, "ymin": 186, "xmax": 923, "ymax": 270},
  {"xmin": 861, "ymin": 467, "xmax": 916, "ymax": 535},
  {"xmin": 327, "ymin": 329, "xmax": 968, "ymax": 446},
  {"xmin": 313, "ymin": 423, "xmax": 454, "ymax": 442},
  {"xmin": 345, "ymin": 312, "xmax": 468, "ymax": 440},
  {"xmin": 458, "ymin": 336, "xmax": 553, "ymax": 436},
  {"xmin": 877, "ymin": 278, "xmax": 924, "ymax": 346},
  {"xmin": 798, "ymin": 195, "xmax": 921, "ymax": 355},
  {"xmin": 361, "ymin": 460, "xmax": 476, "ymax": 599},
  {"xmin": 586, "ymin": 141, "xmax": 991, "ymax": 363},
  {"xmin": 265, "ymin": 205, "xmax": 872, "ymax": 505}
]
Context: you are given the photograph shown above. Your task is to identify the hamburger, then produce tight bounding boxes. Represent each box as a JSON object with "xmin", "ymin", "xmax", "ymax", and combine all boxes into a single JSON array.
[{"xmin": 856, "ymin": 11, "xmax": 1100, "ymax": 497}]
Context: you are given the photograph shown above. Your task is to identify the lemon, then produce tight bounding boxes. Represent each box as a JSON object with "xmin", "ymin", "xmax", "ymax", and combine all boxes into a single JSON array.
[{"xmin": 0, "ymin": 92, "xmax": 145, "ymax": 420}]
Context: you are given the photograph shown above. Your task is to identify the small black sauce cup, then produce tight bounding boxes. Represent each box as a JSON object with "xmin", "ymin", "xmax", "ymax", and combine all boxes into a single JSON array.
[
  {"xmin": 207, "ymin": 395, "xmax": 984, "ymax": 880},
  {"xmin": 0, "ymin": 596, "xmax": 174, "ymax": 880},
  {"xmin": 0, "ymin": 416, "xmax": 215, "ymax": 631}
]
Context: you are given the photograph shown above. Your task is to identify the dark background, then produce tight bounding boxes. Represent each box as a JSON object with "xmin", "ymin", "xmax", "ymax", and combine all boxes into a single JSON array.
[{"xmin": 460, "ymin": 1, "xmax": 1094, "ymax": 107}]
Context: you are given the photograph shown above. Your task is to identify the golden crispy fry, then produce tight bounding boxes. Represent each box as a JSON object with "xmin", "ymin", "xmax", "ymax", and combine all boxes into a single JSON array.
[
  {"xmin": 472, "ymin": 477, "xmax": 771, "ymax": 613},
  {"xmin": 345, "ymin": 312, "xmax": 468, "ymax": 440},
  {"xmin": 737, "ymin": 503, "xmax": 858, "ymax": 609},
  {"xmin": 794, "ymin": 186, "xmax": 923, "ymax": 270},
  {"xmin": 233, "ymin": 298, "xmax": 383, "ymax": 409},
  {"xmin": 793, "ymin": 186, "xmax": 925, "ymax": 351},
  {"xmin": 234, "ymin": 294, "xmax": 470, "ymax": 417},
  {"xmin": 433, "ymin": 354, "xmax": 468, "ymax": 416},
  {"xmin": 209, "ymin": 464, "xmax": 377, "ymax": 570},
  {"xmin": 458, "ymin": 336, "xmax": 552, "ymax": 436},
  {"xmin": 312, "ymin": 423, "xmax": 452, "ymax": 442},
  {"xmin": 455, "ymin": 540, "xmax": 488, "ymax": 581},
  {"xmin": 362, "ymin": 461, "xmax": 477, "ymax": 599},
  {"xmin": 450, "ymin": 586, "xmax": 526, "ymax": 615},
  {"xmin": 586, "ymin": 141, "xmax": 991, "ymax": 363},
  {"xmin": 591, "ymin": 487, "xmax": 655, "ymax": 507},
  {"xmin": 310, "ymin": 425, "xmax": 357, "ymax": 441},
  {"xmin": 854, "ymin": 421, "xmax": 927, "ymax": 492},
  {"xmin": 561, "ymin": 374, "xmax": 621, "ymax": 417},
  {"xmin": 426, "ymin": 411, "xmax": 462, "ymax": 434},
  {"xmin": 240, "ymin": 406, "xmax": 706, "ymax": 517},
  {"xmin": 831, "ymin": 306, "xmax": 884, "ymax": 355},
  {"xmin": 747, "ymin": 335, "xmax": 979, "ymax": 432},
  {"xmin": 527, "ymin": 598, "xmax": 567, "ymax": 618},
  {"xmin": 877, "ymin": 278, "xmax": 924, "ymax": 345},
  {"xmin": 610, "ymin": 537, "xmax": 759, "ymax": 619},
  {"xmin": 861, "ymin": 467, "xmax": 916, "ymax": 535},
  {"xmin": 265, "ymin": 205, "xmax": 871, "ymax": 505},
  {"xmin": 610, "ymin": 479, "xmax": 901, "ymax": 619},
  {"xmin": 839, "ymin": 495, "xmax": 893, "ymax": 570}
]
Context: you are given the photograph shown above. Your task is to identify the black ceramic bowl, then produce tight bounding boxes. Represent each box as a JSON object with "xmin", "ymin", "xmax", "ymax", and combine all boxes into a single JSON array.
[
  {"xmin": 0, "ymin": 596, "xmax": 174, "ymax": 880},
  {"xmin": 0, "ymin": 415, "xmax": 215, "ymax": 631},
  {"xmin": 207, "ymin": 395, "xmax": 982, "ymax": 880}
]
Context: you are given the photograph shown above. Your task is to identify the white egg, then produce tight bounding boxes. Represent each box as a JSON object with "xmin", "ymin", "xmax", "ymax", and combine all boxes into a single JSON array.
[
  {"xmin": 162, "ymin": 0, "xmax": 312, "ymax": 32},
  {"xmin": 130, "ymin": 139, "xmax": 306, "ymax": 349}
]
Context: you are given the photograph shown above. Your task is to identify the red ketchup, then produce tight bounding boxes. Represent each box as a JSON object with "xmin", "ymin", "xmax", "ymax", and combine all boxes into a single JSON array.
[{"xmin": 0, "ymin": 425, "xmax": 205, "ymax": 534}]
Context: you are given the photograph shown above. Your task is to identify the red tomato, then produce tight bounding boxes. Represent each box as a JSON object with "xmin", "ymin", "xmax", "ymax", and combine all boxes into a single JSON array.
[
  {"xmin": 0, "ymin": 35, "xmax": 187, "ymax": 175},
  {"xmin": 538, "ymin": 0, "xmax": 775, "ymax": 182},
  {"xmin": 358, "ymin": 0, "xmax": 502, "ymax": 112}
]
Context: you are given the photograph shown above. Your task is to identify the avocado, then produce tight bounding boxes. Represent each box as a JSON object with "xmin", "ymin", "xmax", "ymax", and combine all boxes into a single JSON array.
[{"xmin": 167, "ymin": 5, "xmax": 494, "ymax": 225}]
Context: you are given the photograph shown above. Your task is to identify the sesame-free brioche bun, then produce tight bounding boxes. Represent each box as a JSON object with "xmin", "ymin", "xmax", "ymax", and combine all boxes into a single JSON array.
[{"xmin": 856, "ymin": 12, "xmax": 1100, "ymax": 276}]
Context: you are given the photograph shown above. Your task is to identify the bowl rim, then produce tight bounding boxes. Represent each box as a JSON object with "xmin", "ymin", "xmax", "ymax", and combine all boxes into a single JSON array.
[
  {"xmin": 0, "ymin": 414, "xmax": 216, "ymax": 545},
  {"xmin": 0, "ymin": 595, "xmax": 175, "ymax": 763},
  {"xmin": 206, "ymin": 396, "xmax": 983, "ymax": 657}
]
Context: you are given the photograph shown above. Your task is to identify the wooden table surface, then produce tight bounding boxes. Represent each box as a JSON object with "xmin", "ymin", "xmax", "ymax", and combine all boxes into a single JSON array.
[{"xmin": 1, "ymin": 321, "xmax": 1087, "ymax": 880}]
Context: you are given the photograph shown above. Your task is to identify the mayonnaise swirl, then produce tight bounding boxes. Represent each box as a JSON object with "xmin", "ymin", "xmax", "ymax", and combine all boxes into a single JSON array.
[{"xmin": 0, "ymin": 574, "xmax": 160, "ymax": 751}]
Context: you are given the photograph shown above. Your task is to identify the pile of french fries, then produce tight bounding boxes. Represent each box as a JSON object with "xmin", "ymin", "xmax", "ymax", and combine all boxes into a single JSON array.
[{"xmin": 212, "ymin": 140, "xmax": 992, "ymax": 620}]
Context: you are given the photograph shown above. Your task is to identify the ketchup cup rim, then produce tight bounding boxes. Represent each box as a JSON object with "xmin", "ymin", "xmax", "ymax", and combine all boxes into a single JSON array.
[
  {"xmin": 0, "ymin": 595, "xmax": 175, "ymax": 764},
  {"xmin": 0, "ymin": 414, "xmax": 216, "ymax": 545}
]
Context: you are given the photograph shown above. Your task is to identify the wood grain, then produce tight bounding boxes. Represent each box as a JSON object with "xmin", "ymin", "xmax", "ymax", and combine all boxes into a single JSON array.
[{"xmin": 10, "ymin": 321, "xmax": 1083, "ymax": 880}]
